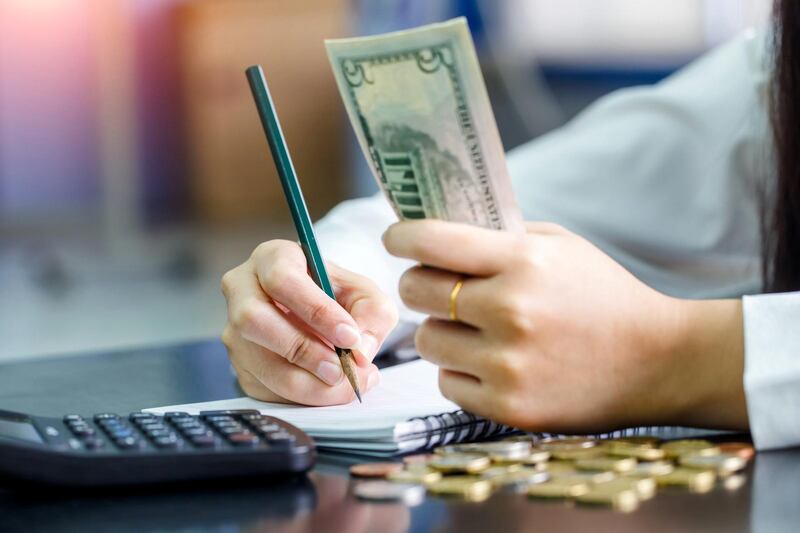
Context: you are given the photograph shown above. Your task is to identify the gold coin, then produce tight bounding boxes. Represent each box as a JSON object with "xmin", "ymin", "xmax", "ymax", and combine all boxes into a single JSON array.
[
  {"xmin": 605, "ymin": 441, "xmax": 666, "ymax": 461},
  {"xmin": 717, "ymin": 442, "xmax": 755, "ymax": 461},
  {"xmin": 625, "ymin": 460, "xmax": 675, "ymax": 478},
  {"xmin": 596, "ymin": 477, "xmax": 657, "ymax": 500},
  {"xmin": 528, "ymin": 479, "xmax": 590, "ymax": 499},
  {"xmin": 349, "ymin": 462, "xmax": 404, "ymax": 478},
  {"xmin": 429, "ymin": 453, "xmax": 491, "ymax": 474},
  {"xmin": 723, "ymin": 474, "xmax": 747, "ymax": 492},
  {"xmin": 525, "ymin": 448, "xmax": 552, "ymax": 464},
  {"xmin": 491, "ymin": 468, "xmax": 550, "ymax": 492},
  {"xmin": 656, "ymin": 467, "xmax": 717, "ymax": 493},
  {"xmin": 538, "ymin": 437, "xmax": 597, "ymax": 451},
  {"xmin": 613, "ymin": 436, "xmax": 662, "ymax": 447},
  {"xmin": 387, "ymin": 468, "xmax": 443, "ymax": 485},
  {"xmin": 480, "ymin": 464, "xmax": 523, "ymax": 479},
  {"xmin": 556, "ymin": 471, "xmax": 617, "ymax": 484},
  {"xmin": 540, "ymin": 461, "xmax": 578, "ymax": 476},
  {"xmin": 427, "ymin": 476, "xmax": 493, "ymax": 501},
  {"xmin": 679, "ymin": 453, "xmax": 747, "ymax": 475},
  {"xmin": 661, "ymin": 440, "xmax": 720, "ymax": 459},
  {"xmin": 575, "ymin": 456, "xmax": 637, "ymax": 473},
  {"xmin": 550, "ymin": 447, "xmax": 606, "ymax": 461},
  {"xmin": 576, "ymin": 486, "xmax": 639, "ymax": 513}
]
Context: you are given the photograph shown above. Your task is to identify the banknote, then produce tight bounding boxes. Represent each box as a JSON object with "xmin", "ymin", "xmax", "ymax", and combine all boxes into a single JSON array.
[{"xmin": 326, "ymin": 18, "xmax": 523, "ymax": 233}]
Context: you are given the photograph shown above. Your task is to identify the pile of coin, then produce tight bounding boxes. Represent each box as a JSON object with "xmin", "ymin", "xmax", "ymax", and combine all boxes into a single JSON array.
[{"xmin": 349, "ymin": 436, "xmax": 754, "ymax": 512}]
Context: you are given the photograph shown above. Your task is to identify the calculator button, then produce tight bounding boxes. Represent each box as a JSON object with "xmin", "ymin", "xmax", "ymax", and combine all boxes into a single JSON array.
[
  {"xmin": 139, "ymin": 422, "xmax": 167, "ymax": 431},
  {"xmin": 218, "ymin": 425, "xmax": 247, "ymax": 435},
  {"xmin": 145, "ymin": 429, "xmax": 175, "ymax": 439},
  {"xmin": 63, "ymin": 415, "xmax": 84, "ymax": 423},
  {"xmin": 165, "ymin": 412, "xmax": 192, "ymax": 420},
  {"xmin": 83, "ymin": 438, "xmax": 105, "ymax": 450},
  {"xmin": 94, "ymin": 413, "xmax": 119, "ymax": 421},
  {"xmin": 204, "ymin": 415, "xmax": 235, "ymax": 424},
  {"xmin": 129, "ymin": 412, "xmax": 155, "ymax": 421},
  {"xmin": 227, "ymin": 433, "xmax": 260, "ymax": 447},
  {"xmin": 266, "ymin": 432, "xmax": 295, "ymax": 444},
  {"xmin": 70, "ymin": 426, "xmax": 96, "ymax": 437},
  {"xmin": 255, "ymin": 423, "xmax": 281, "ymax": 433},
  {"xmin": 153, "ymin": 436, "xmax": 180, "ymax": 448},
  {"xmin": 189, "ymin": 435, "xmax": 217, "ymax": 448},
  {"xmin": 200, "ymin": 410, "xmax": 259, "ymax": 417},
  {"xmin": 242, "ymin": 414, "xmax": 263, "ymax": 422},
  {"xmin": 109, "ymin": 428, "xmax": 134, "ymax": 439},
  {"xmin": 114, "ymin": 436, "xmax": 141, "ymax": 450},
  {"xmin": 181, "ymin": 427, "xmax": 212, "ymax": 437}
]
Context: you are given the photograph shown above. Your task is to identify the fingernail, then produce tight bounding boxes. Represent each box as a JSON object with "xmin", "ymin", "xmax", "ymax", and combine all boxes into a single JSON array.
[
  {"xmin": 366, "ymin": 369, "xmax": 380, "ymax": 390},
  {"xmin": 357, "ymin": 333, "xmax": 379, "ymax": 360},
  {"xmin": 335, "ymin": 323, "xmax": 360, "ymax": 347},
  {"xmin": 317, "ymin": 360, "xmax": 343, "ymax": 386}
]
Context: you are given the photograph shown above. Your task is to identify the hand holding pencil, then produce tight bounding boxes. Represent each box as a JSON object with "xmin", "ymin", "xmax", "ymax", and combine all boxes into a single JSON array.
[{"xmin": 218, "ymin": 66, "xmax": 398, "ymax": 406}]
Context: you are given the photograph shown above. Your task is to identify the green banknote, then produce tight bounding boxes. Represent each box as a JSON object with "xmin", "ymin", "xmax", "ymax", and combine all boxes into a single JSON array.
[{"xmin": 326, "ymin": 18, "xmax": 523, "ymax": 233}]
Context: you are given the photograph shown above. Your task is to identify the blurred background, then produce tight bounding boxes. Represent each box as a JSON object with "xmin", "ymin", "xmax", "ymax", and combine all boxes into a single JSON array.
[{"xmin": 0, "ymin": 0, "xmax": 772, "ymax": 361}]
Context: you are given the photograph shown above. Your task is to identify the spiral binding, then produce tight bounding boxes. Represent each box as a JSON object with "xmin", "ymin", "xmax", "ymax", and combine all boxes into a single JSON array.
[{"xmin": 407, "ymin": 410, "xmax": 517, "ymax": 450}]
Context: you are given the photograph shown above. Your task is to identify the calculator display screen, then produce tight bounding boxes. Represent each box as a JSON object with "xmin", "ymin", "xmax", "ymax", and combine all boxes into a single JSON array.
[{"xmin": 0, "ymin": 419, "xmax": 44, "ymax": 444}]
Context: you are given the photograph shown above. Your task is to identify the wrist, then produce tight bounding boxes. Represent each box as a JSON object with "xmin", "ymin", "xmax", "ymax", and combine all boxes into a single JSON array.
[{"xmin": 665, "ymin": 297, "xmax": 748, "ymax": 429}]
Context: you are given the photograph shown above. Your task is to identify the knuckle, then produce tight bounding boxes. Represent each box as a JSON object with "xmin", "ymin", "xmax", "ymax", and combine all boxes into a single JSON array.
[
  {"xmin": 221, "ymin": 326, "xmax": 236, "ymax": 350},
  {"xmin": 305, "ymin": 299, "xmax": 333, "ymax": 326},
  {"xmin": 414, "ymin": 320, "xmax": 435, "ymax": 356},
  {"xmin": 261, "ymin": 261, "xmax": 292, "ymax": 291},
  {"xmin": 495, "ymin": 296, "xmax": 532, "ymax": 336},
  {"xmin": 233, "ymin": 300, "xmax": 262, "ymax": 333},
  {"xmin": 397, "ymin": 270, "xmax": 418, "ymax": 306},
  {"xmin": 220, "ymin": 269, "xmax": 236, "ymax": 297},
  {"xmin": 284, "ymin": 334, "xmax": 312, "ymax": 365}
]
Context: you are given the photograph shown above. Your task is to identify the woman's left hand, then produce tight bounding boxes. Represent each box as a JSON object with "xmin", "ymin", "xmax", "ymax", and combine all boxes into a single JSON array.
[{"xmin": 382, "ymin": 220, "xmax": 746, "ymax": 433}]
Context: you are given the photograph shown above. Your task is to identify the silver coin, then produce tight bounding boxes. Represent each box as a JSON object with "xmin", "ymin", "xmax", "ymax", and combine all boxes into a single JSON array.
[{"xmin": 354, "ymin": 481, "xmax": 425, "ymax": 505}]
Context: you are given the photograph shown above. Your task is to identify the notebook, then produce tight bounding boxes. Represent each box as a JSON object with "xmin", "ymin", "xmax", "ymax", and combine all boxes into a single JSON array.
[
  {"xmin": 145, "ymin": 359, "xmax": 728, "ymax": 457},
  {"xmin": 145, "ymin": 359, "xmax": 515, "ymax": 456}
]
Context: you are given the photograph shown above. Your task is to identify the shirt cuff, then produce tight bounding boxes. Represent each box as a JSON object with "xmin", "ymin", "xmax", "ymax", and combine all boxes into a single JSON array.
[{"xmin": 743, "ymin": 292, "xmax": 800, "ymax": 450}]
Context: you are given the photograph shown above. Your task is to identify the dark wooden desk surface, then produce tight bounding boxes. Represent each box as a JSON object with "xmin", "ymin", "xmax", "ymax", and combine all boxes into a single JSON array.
[{"xmin": 0, "ymin": 340, "xmax": 795, "ymax": 533}]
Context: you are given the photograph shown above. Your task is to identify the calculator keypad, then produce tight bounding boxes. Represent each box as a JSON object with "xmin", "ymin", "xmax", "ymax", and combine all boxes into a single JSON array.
[{"xmin": 60, "ymin": 410, "xmax": 301, "ymax": 454}]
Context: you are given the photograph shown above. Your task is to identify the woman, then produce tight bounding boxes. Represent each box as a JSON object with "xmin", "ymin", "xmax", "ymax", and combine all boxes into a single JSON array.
[{"xmin": 220, "ymin": 2, "xmax": 799, "ymax": 450}]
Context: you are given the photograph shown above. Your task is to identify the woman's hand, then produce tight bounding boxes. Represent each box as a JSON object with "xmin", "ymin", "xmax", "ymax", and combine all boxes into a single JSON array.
[
  {"xmin": 383, "ymin": 220, "xmax": 747, "ymax": 433},
  {"xmin": 221, "ymin": 240, "xmax": 398, "ymax": 406}
]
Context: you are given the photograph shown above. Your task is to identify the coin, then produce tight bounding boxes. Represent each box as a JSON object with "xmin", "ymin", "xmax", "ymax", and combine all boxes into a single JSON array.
[
  {"xmin": 596, "ymin": 476, "xmax": 657, "ymax": 500},
  {"xmin": 350, "ymin": 462, "xmax": 405, "ymax": 478},
  {"xmin": 354, "ymin": 480, "xmax": 425, "ymax": 505},
  {"xmin": 625, "ymin": 460, "xmax": 675, "ymax": 478},
  {"xmin": 540, "ymin": 461, "xmax": 578, "ymax": 476},
  {"xmin": 723, "ymin": 474, "xmax": 747, "ymax": 491},
  {"xmin": 387, "ymin": 468, "xmax": 443, "ymax": 485},
  {"xmin": 490, "ymin": 468, "xmax": 550, "ymax": 493},
  {"xmin": 679, "ymin": 453, "xmax": 747, "ymax": 475},
  {"xmin": 528, "ymin": 479, "xmax": 590, "ymax": 499},
  {"xmin": 717, "ymin": 442, "xmax": 755, "ymax": 461},
  {"xmin": 661, "ymin": 440, "xmax": 720, "ymax": 459},
  {"xmin": 429, "ymin": 453, "xmax": 491, "ymax": 474},
  {"xmin": 555, "ymin": 470, "xmax": 617, "ymax": 484},
  {"xmin": 605, "ymin": 441, "xmax": 666, "ymax": 461},
  {"xmin": 656, "ymin": 467, "xmax": 717, "ymax": 493},
  {"xmin": 550, "ymin": 447, "xmax": 606, "ymax": 461},
  {"xmin": 539, "ymin": 437, "xmax": 597, "ymax": 451},
  {"xmin": 427, "ymin": 476, "xmax": 493, "ymax": 501},
  {"xmin": 614, "ymin": 436, "xmax": 662, "ymax": 447},
  {"xmin": 480, "ymin": 464, "xmax": 523, "ymax": 479},
  {"xmin": 575, "ymin": 456, "xmax": 637, "ymax": 473},
  {"xmin": 576, "ymin": 486, "xmax": 640, "ymax": 513},
  {"xmin": 438, "ymin": 441, "xmax": 531, "ymax": 458}
]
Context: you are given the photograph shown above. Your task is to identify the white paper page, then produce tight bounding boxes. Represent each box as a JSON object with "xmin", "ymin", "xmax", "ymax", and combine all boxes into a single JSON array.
[{"xmin": 145, "ymin": 359, "xmax": 460, "ymax": 438}]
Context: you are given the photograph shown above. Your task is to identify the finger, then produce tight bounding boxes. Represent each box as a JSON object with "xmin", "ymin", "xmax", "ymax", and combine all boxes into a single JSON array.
[
  {"xmin": 438, "ymin": 368, "xmax": 488, "ymax": 416},
  {"xmin": 414, "ymin": 318, "xmax": 489, "ymax": 375},
  {"xmin": 252, "ymin": 240, "xmax": 362, "ymax": 348},
  {"xmin": 525, "ymin": 221, "xmax": 566, "ymax": 235},
  {"xmin": 232, "ymin": 333, "xmax": 382, "ymax": 406},
  {"xmin": 226, "ymin": 268, "xmax": 352, "ymax": 386},
  {"xmin": 330, "ymin": 263, "xmax": 399, "ymax": 364},
  {"xmin": 398, "ymin": 266, "xmax": 488, "ymax": 327},
  {"xmin": 382, "ymin": 220, "xmax": 515, "ymax": 275}
]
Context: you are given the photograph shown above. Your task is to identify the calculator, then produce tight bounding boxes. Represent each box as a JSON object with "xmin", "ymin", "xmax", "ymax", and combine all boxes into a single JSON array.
[{"xmin": 0, "ymin": 409, "xmax": 315, "ymax": 487}]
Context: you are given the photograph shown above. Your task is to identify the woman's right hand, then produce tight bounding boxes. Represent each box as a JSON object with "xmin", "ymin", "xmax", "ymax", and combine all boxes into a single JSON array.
[{"xmin": 221, "ymin": 240, "xmax": 399, "ymax": 406}]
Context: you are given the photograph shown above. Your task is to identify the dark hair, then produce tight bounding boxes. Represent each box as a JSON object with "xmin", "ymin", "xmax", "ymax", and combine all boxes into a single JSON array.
[{"xmin": 766, "ymin": 0, "xmax": 800, "ymax": 292}]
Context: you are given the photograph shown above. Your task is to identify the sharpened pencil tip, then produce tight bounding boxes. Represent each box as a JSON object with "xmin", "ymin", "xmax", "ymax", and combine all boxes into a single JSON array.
[
  {"xmin": 338, "ymin": 348, "xmax": 362, "ymax": 404},
  {"xmin": 355, "ymin": 389, "xmax": 362, "ymax": 403}
]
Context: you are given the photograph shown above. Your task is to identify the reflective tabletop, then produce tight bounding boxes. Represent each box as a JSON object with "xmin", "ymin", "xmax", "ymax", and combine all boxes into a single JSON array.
[{"xmin": 0, "ymin": 340, "xmax": 795, "ymax": 532}]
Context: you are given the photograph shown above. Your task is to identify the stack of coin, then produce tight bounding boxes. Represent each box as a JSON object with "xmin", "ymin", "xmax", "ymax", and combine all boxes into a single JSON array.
[{"xmin": 347, "ymin": 435, "xmax": 755, "ymax": 511}]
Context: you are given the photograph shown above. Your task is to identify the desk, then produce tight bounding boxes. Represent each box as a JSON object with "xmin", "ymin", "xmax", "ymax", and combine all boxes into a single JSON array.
[{"xmin": 0, "ymin": 340, "xmax": 795, "ymax": 532}]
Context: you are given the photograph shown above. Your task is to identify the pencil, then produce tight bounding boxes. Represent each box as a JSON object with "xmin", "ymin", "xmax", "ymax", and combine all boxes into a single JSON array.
[{"xmin": 245, "ymin": 65, "xmax": 362, "ymax": 403}]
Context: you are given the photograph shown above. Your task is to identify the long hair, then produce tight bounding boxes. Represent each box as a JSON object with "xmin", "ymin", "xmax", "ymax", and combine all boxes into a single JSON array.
[{"xmin": 766, "ymin": 0, "xmax": 800, "ymax": 292}]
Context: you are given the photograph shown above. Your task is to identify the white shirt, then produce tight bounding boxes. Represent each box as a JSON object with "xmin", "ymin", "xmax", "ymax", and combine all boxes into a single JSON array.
[{"xmin": 315, "ymin": 30, "xmax": 800, "ymax": 450}]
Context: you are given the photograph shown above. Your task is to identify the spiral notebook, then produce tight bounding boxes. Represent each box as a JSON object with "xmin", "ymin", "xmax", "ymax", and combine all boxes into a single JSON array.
[
  {"xmin": 145, "ymin": 359, "xmax": 725, "ymax": 457},
  {"xmin": 145, "ymin": 359, "xmax": 515, "ymax": 456}
]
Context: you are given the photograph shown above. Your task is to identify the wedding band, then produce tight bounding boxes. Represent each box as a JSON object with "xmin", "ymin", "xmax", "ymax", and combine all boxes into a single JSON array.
[{"xmin": 449, "ymin": 278, "xmax": 465, "ymax": 322}]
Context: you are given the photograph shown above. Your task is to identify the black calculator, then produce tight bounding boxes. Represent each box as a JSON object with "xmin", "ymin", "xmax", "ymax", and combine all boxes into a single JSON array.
[{"xmin": 0, "ymin": 409, "xmax": 315, "ymax": 487}]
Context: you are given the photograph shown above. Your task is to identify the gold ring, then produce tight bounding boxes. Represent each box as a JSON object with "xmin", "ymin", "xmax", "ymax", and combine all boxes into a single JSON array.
[{"xmin": 449, "ymin": 278, "xmax": 465, "ymax": 321}]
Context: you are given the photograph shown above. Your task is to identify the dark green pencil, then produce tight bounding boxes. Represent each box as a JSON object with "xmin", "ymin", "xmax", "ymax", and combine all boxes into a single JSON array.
[{"xmin": 245, "ymin": 65, "xmax": 362, "ymax": 403}]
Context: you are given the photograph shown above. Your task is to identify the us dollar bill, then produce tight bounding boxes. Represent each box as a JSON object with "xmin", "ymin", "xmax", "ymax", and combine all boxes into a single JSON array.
[{"xmin": 326, "ymin": 18, "xmax": 523, "ymax": 233}]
